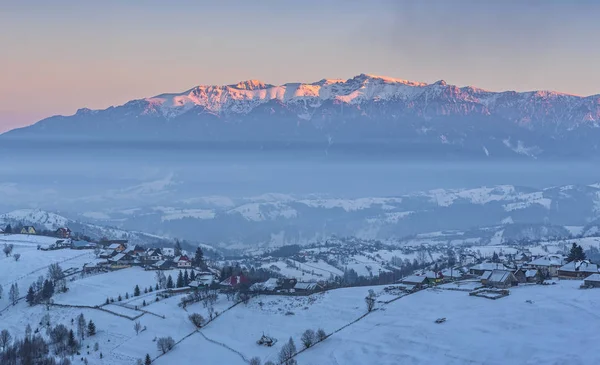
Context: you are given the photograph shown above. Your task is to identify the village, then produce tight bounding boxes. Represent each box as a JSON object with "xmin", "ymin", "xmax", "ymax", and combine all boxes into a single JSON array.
[
  {"xmin": 6, "ymin": 224, "xmax": 600, "ymax": 300},
  {"xmin": 2, "ymin": 225, "xmax": 600, "ymax": 365}
]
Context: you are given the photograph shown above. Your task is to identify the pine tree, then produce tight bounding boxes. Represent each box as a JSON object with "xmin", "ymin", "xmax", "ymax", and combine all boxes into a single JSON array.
[
  {"xmin": 68, "ymin": 329, "xmax": 78, "ymax": 353},
  {"xmin": 183, "ymin": 270, "xmax": 189, "ymax": 286},
  {"xmin": 166, "ymin": 275, "xmax": 174, "ymax": 289},
  {"xmin": 567, "ymin": 243, "xmax": 587, "ymax": 262},
  {"xmin": 155, "ymin": 283, "xmax": 159, "ymax": 291},
  {"xmin": 194, "ymin": 247, "xmax": 204, "ymax": 268},
  {"xmin": 134, "ymin": 285, "xmax": 140, "ymax": 296},
  {"xmin": 118, "ymin": 294, "xmax": 122, "ymax": 301},
  {"xmin": 26, "ymin": 285, "xmax": 36, "ymax": 305},
  {"xmin": 190, "ymin": 270, "xmax": 196, "ymax": 281},
  {"xmin": 145, "ymin": 353, "xmax": 152, "ymax": 365},
  {"xmin": 4, "ymin": 224, "xmax": 11, "ymax": 234},
  {"xmin": 42, "ymin": 279, "xmax": 54, "ymax": 301},
  {"xmin": 176, "ymin": 270, "xmax": 184, "ymax": 288},
  {"xmin": 87, "ymin": 320, "xmax": 96, "ymax": 336},
  {"xmin": 174, "ymin": 240, "xmax": 182, "ymax": 257}
]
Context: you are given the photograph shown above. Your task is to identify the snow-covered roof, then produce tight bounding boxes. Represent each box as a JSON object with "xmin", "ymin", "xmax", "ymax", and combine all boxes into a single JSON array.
[
  {"xmin": 108, "ymin": 243, "xmax": 122, "ymax": 249},
  {"xmin": 480, "ymin": 271, "xmax": 492, "ymax": 280},
  {"xmin": 529, "ymin": 255, "xmax": 564, "ymax": 267},
  {"xmin": 559, "ymin": 260, "xmax": 599, "ymax": 273},
  {"xmin": 584, "ymin": 273, "xmax": 600, "ymax": 282},
  {"xmin": 250, "ymin": 278, "xmax": 278, "ymax": 291},
  {"xmin": 400, "ymin": 275, "xmax": 428, "ymax": 284},
  {"xmin": 109, "ymin": 253, "xmax": 126, "ymax": 262},
  {"xmin": 487, "ymin": 270, "xmax": 514, "ymax": 283},
  {"xmin": 294, "ymin": 282, "xmax": 318, "ymax": 290},
  {"xmin": 525, "ymin": 270, "xmax": 539, "ymax": 278}
]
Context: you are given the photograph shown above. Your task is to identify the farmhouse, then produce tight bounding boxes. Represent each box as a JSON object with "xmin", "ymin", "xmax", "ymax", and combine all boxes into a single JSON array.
[
  {"xmin": 55, "ymin": 227, "xmax": 72, "ymax": 238},
  {"xmin": 21, "ymin": 226, "xmax": 37, "ymax": 235},
  {"xmin": 250, "ymin": 278, "xmax": 279, "ymax": 292},
  {"xmin": 107, "ymin": 242, "xmax": 126, "ymax": 252},
  {"xmin": 152, "ymin": 260, "xmax": 172, "ymax": 270},
  {"xmin": 145, "ymin": 248, "xmax": 164, "ymax": 262},
  {"xmin": 294, "ymin": 282, "xmax": 323, "ymax": 293},
  {"xmin": 173, "ymin": 255, "xmax": 192, "ymax": 268},
  {"xmin": 583, "ymin": 273, "xmax": 600, "ymax": 288},
  {"xmin": 397, "ymin": 275, "xmax": 428, "ymax": 291},
  {"xmin": 558, "ymin": 260, "xmax": 599, "ymax": 279},
  {"xmin": 481, "ymin": 270, "xmax": 518, "ymax": 289},
  {"xmin": 220, "ymin": 274, "xmax": 250, "ymax": 289},
  {"xmin": 108, "ymin": 252, "xmax": 135, "ymax": 266},
  {"xmin": 528, "ymin": 255, "xmax": 564, "ymax": 277}
]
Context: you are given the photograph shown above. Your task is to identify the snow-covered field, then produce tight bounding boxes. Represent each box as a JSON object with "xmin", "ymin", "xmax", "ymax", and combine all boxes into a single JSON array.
[
  {"xmin": 0, "ymin": 235, "xmax": 98, "ymax": 309},
  {"xmin": 297, "ymin": 281, "xmax": 600, "ymax": 365},
  {"xmin": 54, "ymin": 267, "xmax": 162, "ymax": 306}
]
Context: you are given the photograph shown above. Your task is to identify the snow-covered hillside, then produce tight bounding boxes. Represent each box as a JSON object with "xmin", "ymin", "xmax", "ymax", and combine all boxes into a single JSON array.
[
  {"xmin": 73, "ymin": 182, "xmax": 600, "ymax": 248},
  {"xmin": 0, "ymin": 209, "xmax": 173, "ymax": 245}
]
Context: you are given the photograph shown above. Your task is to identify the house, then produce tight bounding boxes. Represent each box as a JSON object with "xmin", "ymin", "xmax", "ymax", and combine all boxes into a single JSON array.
[
  {"xmin": 71, "ymin": 240, "xmax": 96, "ymax": 249},
  {"xmin": 513, "ymin": 269, "xmax": 527, "ymax": 284},
  {"xmin": 250, "ymin": 278, "xmax": 279, "ymax": 292},
  {"xmin": 583, "ymin": 273, "xmax": 600, "ymax": 288},
  {"xmin": 219, "ymin": 275, "xmax": 250, "ymax": 289},
  {"xmin": 55, "ymin": 227, "xmax": 72, "ymax": 238},
  {"xmin": 173, "ymin": 255, "xmax": 192, "ymax": 268},
  {"xmin": 188, "ymin": 280, "xmax": 207, "ymax": 290},
  {"xmin": 196, "ymin": 273, "xmax": 216, "ymax": 286},
  {"xmin": 276, "ymin": 278, "xmax": 298, "ymax": 292},
  {"xmin": 21, "ymin": 226, "xmax": 36, "ymax": 235},
  {"xmin": 108, "ymin": 252, "xmax": 135, "ymax": 265},
  {"xmin": 441, "ymin": 268, "xmax": 464, "ymax": 280},
  {"xmin": 397, "ymin": 275, "xmax": 428, "ymax": 291},
  {"xmin": 152, "ymin": 260, "xmax": 172, "ymax": 270},
  {"xmin": 424, "ymin": 271, "xmax": 444, "ymax": 284},
  {"xmin": 469, "ymin": 262, "xmax": 509, "ymax": 276},
  {"xmin": 108, "ymin": 243, "xmax": 126, "ymax": 252},
  {"xmin": 481, "ymin": 270, "xmax": 518, "ymax": 289},
  {"xmin": 294, "ymin": 282, "xmax": 323, "ymax": 293},
  {"xmin": 528, "ymin": 255, "xmax": 565, "ymax": 277},
  {"xmin": 145, "ymin": 248, "xmax": 164, "ymax": 262},
  {"xmin": 525, "ymin": 269, "xmax": 541, "ymax": 283},
  {"xmin": 558, "ymin": 260, "xmax": 599, "ymax": 279}
]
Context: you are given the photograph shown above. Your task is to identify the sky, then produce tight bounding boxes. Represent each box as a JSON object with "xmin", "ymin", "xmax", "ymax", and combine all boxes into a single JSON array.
[{"xmin": 1, "ymin": 0, "xmax": 600, "ymax": 132}]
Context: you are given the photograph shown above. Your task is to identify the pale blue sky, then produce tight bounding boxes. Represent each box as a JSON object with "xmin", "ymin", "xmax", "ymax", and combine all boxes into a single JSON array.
[{"xmin": 1, "ymin": 0, "xmax": 599, "ymax": 131}]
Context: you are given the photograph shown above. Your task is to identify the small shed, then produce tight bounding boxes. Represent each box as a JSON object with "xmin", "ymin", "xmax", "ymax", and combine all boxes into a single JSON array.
[{"xmin": 584, "ymin": 273, "xmax": 600, "ymax": 288}]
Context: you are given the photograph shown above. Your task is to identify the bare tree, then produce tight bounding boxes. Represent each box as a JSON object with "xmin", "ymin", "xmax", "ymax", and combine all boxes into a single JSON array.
[
  {"xmin": 156, "ymin": 336, "xmax": 175, "ymax": 354},
  {"xmin": 134, "ymin": 321, "xmax": 142, "ymax": 335},
  {"xmin": 316, "ymin": 328, "xmax": 327, "ymax": 342},
  {"xmin": 249, "ymin": 357, "xmax": 261, "ymax": 365},
  {"xmin": 301, "ymin": 329, "xmax": 316, "ymax": 348},
  {"xmin": 13, "ymin": 253, "xmax": 21, "ymax": 261},
  {"xmin": 0, "ymin": 329, "xmax": 12, "ymax": 351},
  {"xmin": 365, "ymin": 290, "xmax": 376, "ymax": 312},
  {"xmin": 77, "ymin": 313, "xmax": 86, "ymax": 340},
  {"xmin": 188, "ymin": 313, "xmax": 205, "ymax": 328},
  {"xmin": 9, "ymin": 283, "xmax": 19, "ymax": 305},
  {"xmin": 278, "ymin": 337, "xmax": 297, "ymax": 364},
  {"xmin": 0, "ymin": 284, "xmax": 3, "ymax": 299},
  {"xmin": 3, "ymin": 243, "xmax": 13, "ymax": 257}
]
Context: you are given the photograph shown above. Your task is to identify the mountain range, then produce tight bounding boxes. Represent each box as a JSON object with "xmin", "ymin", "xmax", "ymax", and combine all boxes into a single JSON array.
[{"xmin": 4, "ymin": 74, "xmax": 600, "ymax": 159}]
